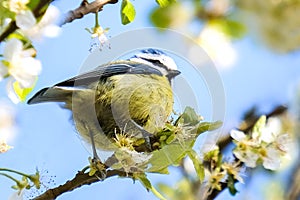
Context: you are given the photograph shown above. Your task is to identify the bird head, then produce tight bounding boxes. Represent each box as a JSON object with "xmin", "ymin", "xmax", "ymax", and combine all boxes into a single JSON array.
[{"xmin": 129, "ymin": 49, "xmax": 181, "ymax": 80}]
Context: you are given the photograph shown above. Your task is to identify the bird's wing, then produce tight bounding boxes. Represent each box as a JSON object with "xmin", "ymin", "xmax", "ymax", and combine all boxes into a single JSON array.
[{"xmin": 55, "ymin": 62, "xmax": 162, "ymax": 87}]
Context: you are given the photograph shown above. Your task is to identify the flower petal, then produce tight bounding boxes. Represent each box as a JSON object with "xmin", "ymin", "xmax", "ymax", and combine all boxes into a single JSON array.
[
  {"xmin": 21, "ymin": 5, "xmax": 60, "ymax": 40},
  {"xmin": 230, "ymin": 130, "xmax": 246, "ymax": 141},
  {"xmin": 3, "ymin": 39, "xmax": 23, "ymax": 61},
  {"xmin": 39, "ymin": 5, "xmax": 60, "ymax": 27},
  {"xmin": 9, "ymin": 57, "xmax": 41, "ymax": 88},
  {"xmin": 260, "ymin": 117, "xmax": 282, "ymax": 143},
  {"xmin": 9, "ymin": 0, "xmax": 29, "ymax": 13},
  {"xmin": 16, "ymin": 10, "xmax": 36, "ymax": 30},
  {"xmin": 263, "ymin": 147, "xmax": 281, "ymax": 170},
  {"xmin": 276, "ymin": 134, "xmax": 291, "ymax": 152},
  {"xmin": 233, "ymin": 148, "xmax": 258, "ymax": 168}
]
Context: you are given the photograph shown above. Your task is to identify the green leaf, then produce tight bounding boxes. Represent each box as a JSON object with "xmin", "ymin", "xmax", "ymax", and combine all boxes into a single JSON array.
[
  {"xmin": 197, "ymin": 121, "xmax": 222, "ymax": 134},
  {"xmin": 165, "ymin": 133, "xmax": 176, "ymax": 144},
  {"xmin": 148, "ymin": 141, "xmax": 193, "ymax": 173},
  {"xmin": 155, "ymin": 0, "xmax": 175, "ymax": 8},
  {"xmin": 136, "ymin": 174, "xmax": 152, "ymax": 191},
  {"xmin": 13, "ymin": 81, "xmax": 36, "ymax": 102},
  {"xmin": 121, "ymin": 0, "xmax": 136, "ymax": 25},
  {"xmin": 150, "ymin": 7, "xmax": 172, "ymax": 29},
  {"xmin": 176, "ymin": 106, "xmax": 203, "ymax": 126},
  {"xmin": 209, "ymin": 19, "xmax": 247, "ymax": 39},
  {"xmin": 187, "ymin": 150, "xmax": 205, "ymax": 181}
]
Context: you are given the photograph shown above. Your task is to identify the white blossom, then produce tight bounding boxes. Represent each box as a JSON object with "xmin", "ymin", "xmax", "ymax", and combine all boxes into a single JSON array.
[
  {"xmin": 112, "ymin": 148, "xmax": 152, "ymax": 173},
  {"xmin": 230, "ymin": 129, "xmax": 247, "ymax": 141},
  {"xmin": 262, "ymin": 146, "xmax": 281, "ymax": 170},
  {"xmin": 197, "ymin": 25, "xmax": 237, "ymax": 69},
  {"xmin": 233, "ymin": 146, "xmax": 259, "ymax": 168},
  {"xmin": 230, "ymin": 116, "xmax": 291, "ymax": 170},
  {"xmin": 260, "ymin": 117, "xmax": 282, "ymax": 143},
  {"xmin": 0, "ymin": 38, "xmax": 41, "ymax": 102},
  {"xmin": 8, "ymin": 0, "xmax": 29, "ymax": 13},
  {"xmin": 15, "ymin": 9, "xmax": 36, "ymax": 31},
  {"xmin": 0, "ymin": 139, "xmax": 12, "ymax": 153},
  {"xmin": 7, "ymin": 0, "xmax": 37, "ymax": 34},
  {"xmin": 1, "ymin": 38, "xmax": 41, "ymax": 87},
  {"xmin": 230, "ymin": 129, "xmax": 259, "ymax": 168},
  {"xmin": 21, "ymin": 5, "xmax": 61, "ymax": 41},
  {"xmin": 275, "ymin": 134, "xmax": 290, "ymax": 153},
  {"xmin": 6, "ymin": 1, "xmax": 61, "ymax": 41},
  {"xmin": 230, "ymin": 129, "xmax": 259, "ymax": 147},
  {"xmin": 88, "ymin": 26, "xmax": 110, "ymax": 52}
]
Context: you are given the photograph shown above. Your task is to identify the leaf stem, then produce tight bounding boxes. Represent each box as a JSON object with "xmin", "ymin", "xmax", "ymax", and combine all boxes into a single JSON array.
[
  {"xmin": 0, "ymin": 172, "xmax": 20, "ymax": 183},
  {"xmin": 0, "ymin": 168, "xmax": 30, "ymax": 178}
]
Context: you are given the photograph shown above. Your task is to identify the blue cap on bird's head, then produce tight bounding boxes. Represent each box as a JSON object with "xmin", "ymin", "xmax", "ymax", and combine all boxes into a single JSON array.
[
  {"xmin": 140, "ymin": 48, "xmax": 166, "ymax": 55},
  {"xmin": 131, "ymin": 48, "xmax": 179, "ymax": 72}
]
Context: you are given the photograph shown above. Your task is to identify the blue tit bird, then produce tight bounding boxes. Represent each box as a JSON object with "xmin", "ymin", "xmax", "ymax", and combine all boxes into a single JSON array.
[{"xmin": 28, "ymin": 49, "xmax": 180, "ymax": 155}]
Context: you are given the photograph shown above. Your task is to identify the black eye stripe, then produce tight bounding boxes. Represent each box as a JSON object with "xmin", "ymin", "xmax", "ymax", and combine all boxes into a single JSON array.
[{"xmin": 140, "ymin": 57, "xmax": 169, "ymax": 71}]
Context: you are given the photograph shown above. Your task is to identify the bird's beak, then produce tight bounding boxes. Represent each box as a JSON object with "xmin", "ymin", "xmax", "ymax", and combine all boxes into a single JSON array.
[{"xmin": 167, "ymin": 69, "xmax": 181, "ymax": 79}]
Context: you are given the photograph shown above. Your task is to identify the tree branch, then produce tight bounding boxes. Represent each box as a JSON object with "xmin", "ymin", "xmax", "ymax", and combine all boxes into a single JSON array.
[
  {"xmin": 59, "ymin": 0, "xmax": 118, "ymax": 26},
  {"xmin": 33, "ymin": 168, "xmax": 130, "ymax": 200}
]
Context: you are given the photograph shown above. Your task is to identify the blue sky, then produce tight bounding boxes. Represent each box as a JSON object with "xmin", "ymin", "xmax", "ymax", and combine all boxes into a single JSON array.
[{"xmin": 1, "ymin": 0, "xmax": 300, "ymax": 199}]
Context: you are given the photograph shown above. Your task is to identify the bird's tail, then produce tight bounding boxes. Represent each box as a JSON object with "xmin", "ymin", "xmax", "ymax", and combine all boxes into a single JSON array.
[{"xmin": 27, "ymin": 86, "xmax": 73, "ymax": 105}]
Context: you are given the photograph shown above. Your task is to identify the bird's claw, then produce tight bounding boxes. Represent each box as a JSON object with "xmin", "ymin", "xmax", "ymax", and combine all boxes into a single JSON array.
[{"xmin": 88, "ymin": 157, "xmax": 107, "ymax": 179}]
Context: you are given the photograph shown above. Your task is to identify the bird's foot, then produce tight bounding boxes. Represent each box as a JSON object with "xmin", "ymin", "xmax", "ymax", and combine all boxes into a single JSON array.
[{"xmin": 88, "ymin": 157, "xmax": 107, "ymax": 179}]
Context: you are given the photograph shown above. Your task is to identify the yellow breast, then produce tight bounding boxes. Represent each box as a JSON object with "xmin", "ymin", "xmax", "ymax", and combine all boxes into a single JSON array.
[{"xmin": 96, "ymin": 74, "xmax": 174, "ymax": 135}]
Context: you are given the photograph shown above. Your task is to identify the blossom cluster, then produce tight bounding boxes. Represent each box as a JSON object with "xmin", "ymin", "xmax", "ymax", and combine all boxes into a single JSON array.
[
  {"xmin": 230, "ymin": 116, "xmax": 290, "ymax": 170},
  {"xmin": 236, "ymin": 0, "xmax": 300, "ymax": 52},
  {"xmin": 0, "ymin": 0, "xmax": 60, "ymax": 103}
]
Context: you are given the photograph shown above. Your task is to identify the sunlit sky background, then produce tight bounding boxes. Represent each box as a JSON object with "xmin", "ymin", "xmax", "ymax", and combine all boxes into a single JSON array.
[{"xmin": 1, "ymin": 0, "xmax": 300, "ymax": 199}]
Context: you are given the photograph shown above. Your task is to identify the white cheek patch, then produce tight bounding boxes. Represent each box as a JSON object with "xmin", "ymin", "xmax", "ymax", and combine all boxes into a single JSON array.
[
  {"xmin": 133, "ymin": 53, "xmax": 178, "ymax": 71},
  {"xmin": 159, "ymin": 55, "xmax": 178, "ymax": 71}
]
